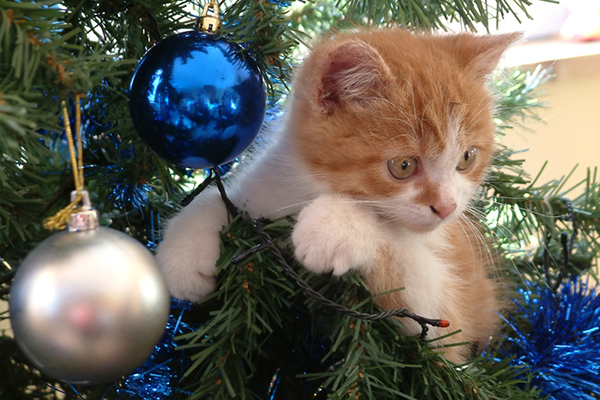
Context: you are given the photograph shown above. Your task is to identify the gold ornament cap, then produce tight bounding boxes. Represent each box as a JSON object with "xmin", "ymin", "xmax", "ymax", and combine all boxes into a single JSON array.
[
  {"xmin": 195, "ymin": 2, "xmax": 222, "ymax": 32},
  {"xmin": 67, "ymin": 190, "xmax": 99, "ymax": 232}
]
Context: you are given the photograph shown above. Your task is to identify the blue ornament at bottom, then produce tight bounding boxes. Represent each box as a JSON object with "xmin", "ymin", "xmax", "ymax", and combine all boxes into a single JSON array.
[{"xmin": 129, "ymin": 31, "xmax": 267, "ymax": 169}]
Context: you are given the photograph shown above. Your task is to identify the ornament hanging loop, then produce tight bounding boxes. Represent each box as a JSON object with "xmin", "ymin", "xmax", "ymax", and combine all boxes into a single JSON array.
[
  {"xmin": 195, "ymin": 1, "xmax": 222, "ymax": 33},
  {"xmin": 67, "ymin": 190, "xmax": 99, "ymax": 232}
]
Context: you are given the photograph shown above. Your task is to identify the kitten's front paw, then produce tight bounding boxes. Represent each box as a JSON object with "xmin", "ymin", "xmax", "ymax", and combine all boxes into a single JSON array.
[
  {"xmin": 292, "ymin": 194, "xmax": 382, "ymax": 276},
  {"xmin": 156, "ymin": 191, "xmax": 228, "ymax": 302}
]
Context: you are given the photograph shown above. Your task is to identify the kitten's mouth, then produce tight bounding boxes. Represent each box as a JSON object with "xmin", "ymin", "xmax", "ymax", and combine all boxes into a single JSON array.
[{"xmin": 411, "ymin": 220, "xmax": 446, "ymax": 233}]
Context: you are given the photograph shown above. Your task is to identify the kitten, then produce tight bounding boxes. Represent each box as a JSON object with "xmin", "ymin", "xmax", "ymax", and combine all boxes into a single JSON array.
[{"xmin": 156, "ymin": 28, "xmax": 520, "ymax": 363}]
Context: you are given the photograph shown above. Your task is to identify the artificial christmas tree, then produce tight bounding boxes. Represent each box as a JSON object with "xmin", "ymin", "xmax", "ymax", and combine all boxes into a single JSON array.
[{"xmin": 1, "ymin": 1, "xmax": 599, "ymax": 399}]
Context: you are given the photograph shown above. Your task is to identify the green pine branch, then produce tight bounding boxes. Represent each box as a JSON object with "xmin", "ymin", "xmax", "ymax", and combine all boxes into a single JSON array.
[
  {"xmin": 166, "ymin": 62, "xmax": 599, "ymax": 399},
  {"xmin": 169, "ymin": 212, "xmax": 544, "ymax": 400},
  {"xmin": 486, "ymin": 67, "xmax": 600, "ymax": 290},
  {"xmin": 2, "ymin": 1, "xmax": 599, "ymax": 399},
  {"xmin": 0, "ymin": 1, "xmax": 198, "ymax": 275},
  {"xmin": 291, "ymin": 0, "xmax": 558, "ymax": 32}
]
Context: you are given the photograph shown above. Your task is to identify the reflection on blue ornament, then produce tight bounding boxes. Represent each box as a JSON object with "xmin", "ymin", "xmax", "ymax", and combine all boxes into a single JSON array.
[
  {"xmin": 501, "ymin": 276, "xmax": 600, "ymax": 399},
  {"xmin": 129, "ymin": 31, "xmax": 267, "ymax": 169}
]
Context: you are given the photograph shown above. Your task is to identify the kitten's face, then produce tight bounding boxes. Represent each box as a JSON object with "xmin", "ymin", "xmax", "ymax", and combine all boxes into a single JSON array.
[{"xmin": 290, "ymin": 29, "xmax": 518, "ymax": 232}]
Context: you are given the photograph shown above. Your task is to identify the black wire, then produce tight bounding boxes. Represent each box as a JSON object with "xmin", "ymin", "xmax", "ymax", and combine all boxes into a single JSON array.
[
  {"xmin": 542, "ymin": 197, "xmax": 579, "ymax": 293},
  {"xmin": 180, "ymin": 172, "xmax": 215, "ymax": 207},
  {"xmin": 140, "ymin": 4, "xmax": 162, "ymax": 43},
  {"xmin": 179, "ymin": 169, "xmax": 239, "ymax": 217},
  {"xmin": 562, "ymin": 197, "xmax": 578, "ymax": 252},
  {"xmin": 249, "ymin": 217, "xmax": 450, "ymax": 339},
  {"xmin": 214, "ymin": 171, "xmax": 238, "ymax": 217},
  {"xmin": 553, "ymin": 197, "xmax": 579, "ymax": 292},
  {"xmin": 181, "ymin": 172, "xmax": 450, "ymax": 338}
]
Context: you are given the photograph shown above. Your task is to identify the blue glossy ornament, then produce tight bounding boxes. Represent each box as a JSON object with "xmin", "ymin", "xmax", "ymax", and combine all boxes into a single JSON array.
[{"xmin": 129, "ymin": 31, "xmax": 266, "ymax": 169}]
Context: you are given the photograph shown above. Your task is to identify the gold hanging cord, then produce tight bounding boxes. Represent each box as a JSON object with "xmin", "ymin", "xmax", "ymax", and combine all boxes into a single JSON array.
[{"xmin": 43, "ymin": 95, "xmax": 86, "ymax": 231}]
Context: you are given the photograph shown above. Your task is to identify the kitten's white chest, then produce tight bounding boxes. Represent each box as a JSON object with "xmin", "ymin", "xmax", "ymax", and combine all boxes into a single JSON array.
[{"xmin": 388, "ymin": 229, "xmax": 454, "ymax": 324}]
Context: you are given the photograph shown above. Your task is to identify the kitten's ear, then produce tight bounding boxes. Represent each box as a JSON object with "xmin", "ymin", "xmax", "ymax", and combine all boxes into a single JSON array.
[
  {"xmin": 318, "ymin": 40, "xmax": 391, "ymax": 112},
  {"xmin": 454, "ymin": 33, "xmax": 522, "ymax": 79}
]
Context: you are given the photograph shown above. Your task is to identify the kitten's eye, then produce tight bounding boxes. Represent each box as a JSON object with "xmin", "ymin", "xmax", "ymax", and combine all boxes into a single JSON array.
[
  {"xmin": 457, "ymin": 147, "xmax": 477, "ymax": 171},
  {"xmin": 388, "ymin": 157, "xmax": 418, "ymax": 180}
]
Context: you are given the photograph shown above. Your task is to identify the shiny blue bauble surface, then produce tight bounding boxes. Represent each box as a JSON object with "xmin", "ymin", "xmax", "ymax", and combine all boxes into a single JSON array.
[{"xmin": 129, "ymin": 31, "xmax": 266, "ymax": 169}]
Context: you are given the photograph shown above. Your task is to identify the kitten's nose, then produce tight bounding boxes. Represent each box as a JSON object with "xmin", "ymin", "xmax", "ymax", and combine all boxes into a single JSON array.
[{"xmin": 430, "ymin": 203, "xmax": 457, "ymax": 220}]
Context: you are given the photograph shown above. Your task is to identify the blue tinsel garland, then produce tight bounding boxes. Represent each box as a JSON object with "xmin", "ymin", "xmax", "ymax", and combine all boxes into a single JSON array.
[
  {"xmin": 118, "ymin": 298, "xmax": 194, "ymax": 400},
  {"xmin": 503, "ymin": 276, "xmax": 600, "ymax": 399}
]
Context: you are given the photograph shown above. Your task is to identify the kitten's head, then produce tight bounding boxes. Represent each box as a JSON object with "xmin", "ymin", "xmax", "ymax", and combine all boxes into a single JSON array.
[{"xmin": 290, "ymin": 28, "xmax": 519, "ymax": 232}]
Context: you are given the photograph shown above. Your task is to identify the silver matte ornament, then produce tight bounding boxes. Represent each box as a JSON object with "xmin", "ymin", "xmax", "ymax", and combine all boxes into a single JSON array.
[{"xmin": 9, "ymin": 194, "xmax": 170, "ymax": 384}]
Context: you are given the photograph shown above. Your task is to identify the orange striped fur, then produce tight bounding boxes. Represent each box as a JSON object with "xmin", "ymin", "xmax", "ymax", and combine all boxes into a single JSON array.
[{"xmin": 290, "ymin": 28, "xmax": 519, "ymax": 362}]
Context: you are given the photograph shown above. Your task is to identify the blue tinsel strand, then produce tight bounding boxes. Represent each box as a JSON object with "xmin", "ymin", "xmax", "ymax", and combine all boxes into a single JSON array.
[
  {"xmin": 502, "ymin": 276, "xmax": 600, "ymax": 399},
  {"xmin": 118, "ymin": 298, "xmax": 194, "ymax": 400}
]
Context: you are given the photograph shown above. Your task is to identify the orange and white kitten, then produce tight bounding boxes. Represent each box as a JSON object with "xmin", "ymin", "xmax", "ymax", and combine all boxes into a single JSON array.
[{"xmin": 156, "ymin": 28, "xmax": 520, "ymax": 363}]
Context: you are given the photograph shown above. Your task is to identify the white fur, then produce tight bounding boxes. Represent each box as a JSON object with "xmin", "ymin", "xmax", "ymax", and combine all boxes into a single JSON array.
[
  {"xmin": 156, "ymin": 130, "xmax": 326, "ymax": 301},
  {"xmin": 156, "ymin": 190, "xmax": 227, "ymax": 301},
  {"xmin": 385, "ymin": 227, "xmax": 457, "ymax": 337},
  {"xmin": 292, "ymin": 194, "xmax": 384, "ymax": 275}
]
